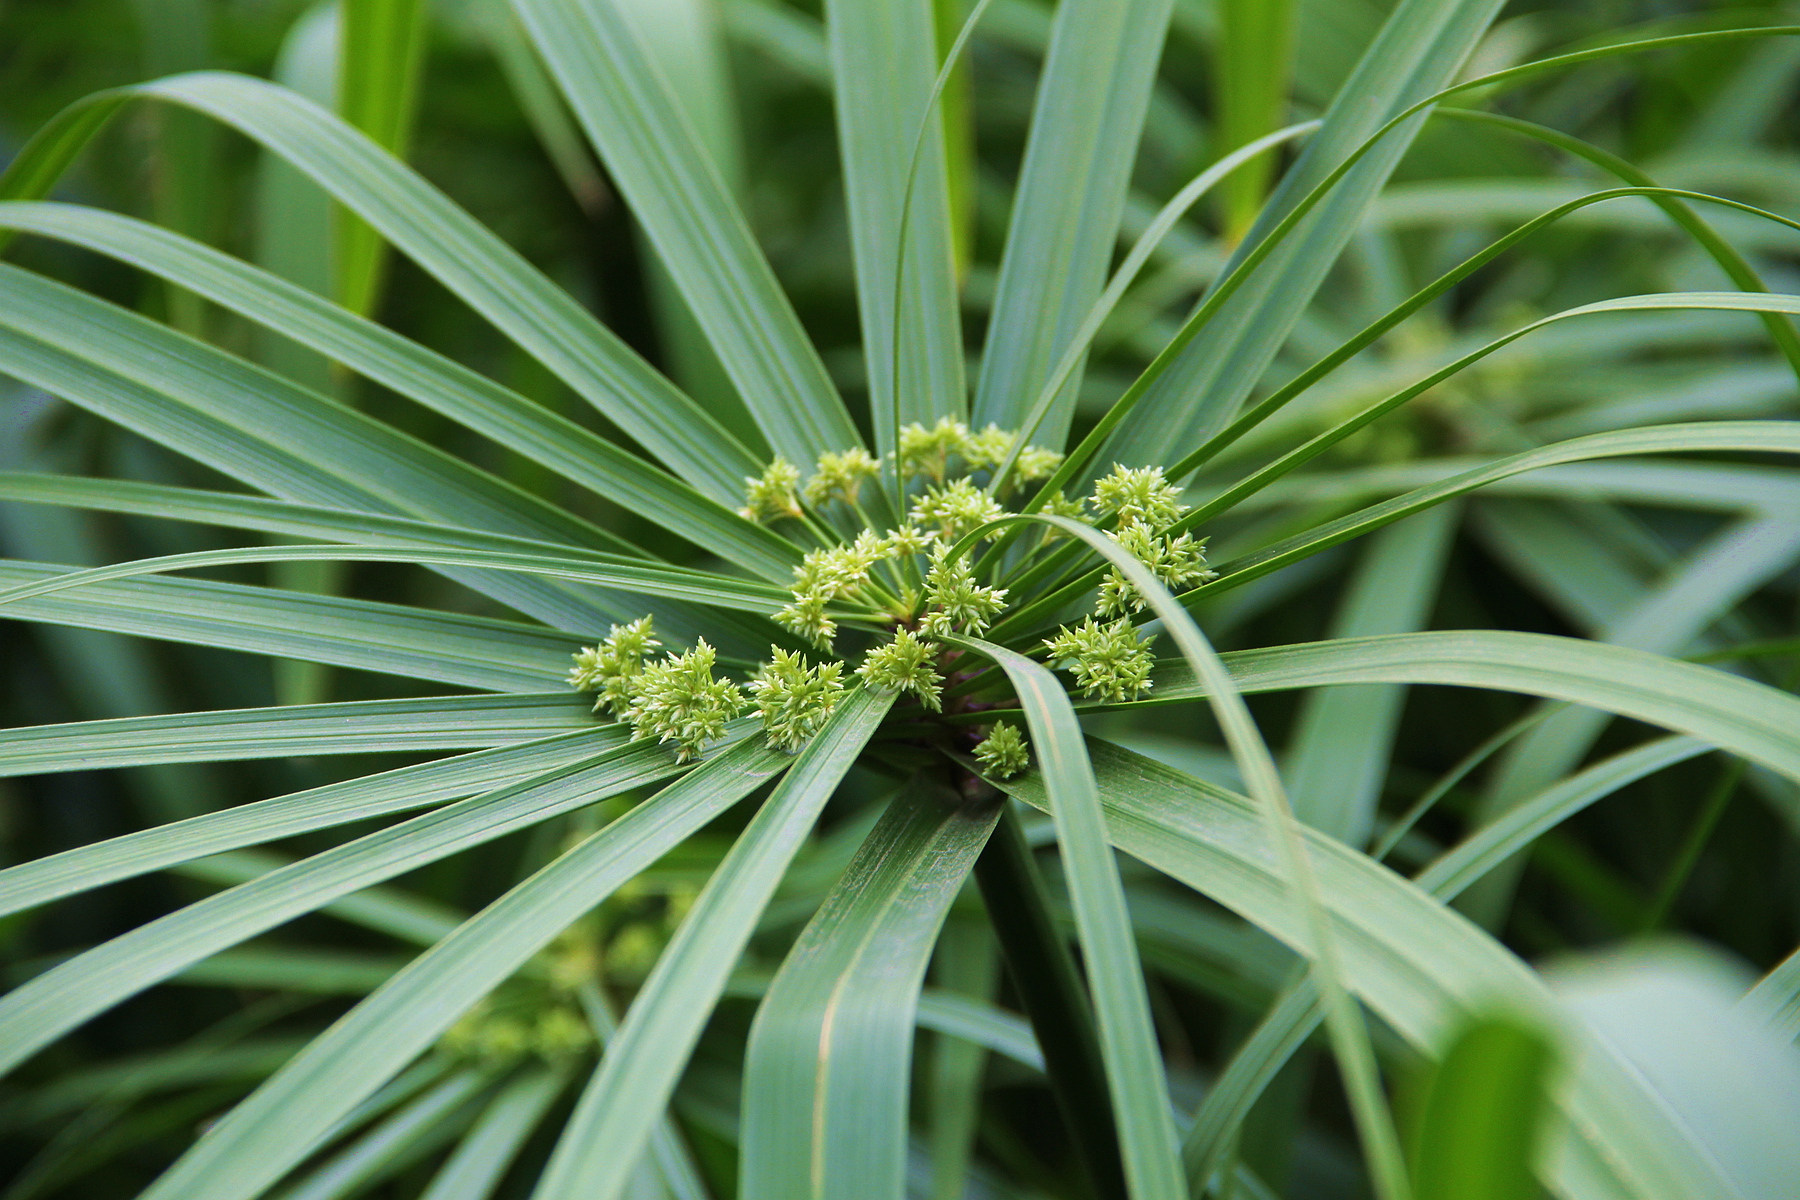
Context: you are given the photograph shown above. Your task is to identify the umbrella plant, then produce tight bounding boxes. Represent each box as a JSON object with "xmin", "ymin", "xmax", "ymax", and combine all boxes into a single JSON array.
[{"xmin": 2, "ymin": 1, "xmax": 1799, "ymax": 1198}]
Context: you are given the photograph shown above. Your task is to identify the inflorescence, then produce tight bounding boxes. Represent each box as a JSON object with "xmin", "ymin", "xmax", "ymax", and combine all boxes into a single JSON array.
[{"xmin": 569, "ymin": 420, "xmax": 1214, "ymax": 778}]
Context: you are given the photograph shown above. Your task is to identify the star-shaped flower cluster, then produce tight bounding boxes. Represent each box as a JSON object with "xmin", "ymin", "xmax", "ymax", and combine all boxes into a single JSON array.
[
  {"xmin": 921, "ymin": 546, "xmax": 1007, "ymax": 637},
  {"xmin": 623, "ymin": 638, "xmax": 747, "ymax": 761},
  {"xmin": 973, "ymin": 721, "xmax": 1029, "ymax": 778},
  {"xmin": 748, "ymin": 648, "xmax": 846, "ymax": 752},
  {"xmin": 573, "ymin": 434, "xmax": 1215, "ymax": 768},
  {"xmin": 567, "ymin": 616, "xmax": 661, "ymax": 717},
  {"xmin": 1043, "ymin": 616, "xmax": 1156, "ymax": 703}
]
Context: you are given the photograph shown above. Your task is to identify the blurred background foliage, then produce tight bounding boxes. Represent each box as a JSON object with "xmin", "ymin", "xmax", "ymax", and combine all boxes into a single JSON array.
[{"xmin": 2, "ymin": 0, "xmax": 1799, "ymax": 1196}]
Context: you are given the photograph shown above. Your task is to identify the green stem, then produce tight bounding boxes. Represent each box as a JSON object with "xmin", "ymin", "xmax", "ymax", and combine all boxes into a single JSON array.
[
  {"xmin": 973, "ymin": 804, "xmax": 1127, "ymax": 1200},
  {"xmin": 1639, "ymin": 755, "xmax": 1744, "ymax": 933}
]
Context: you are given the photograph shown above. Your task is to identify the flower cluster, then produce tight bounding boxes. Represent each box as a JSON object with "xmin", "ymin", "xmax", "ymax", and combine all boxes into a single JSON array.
[
  {"xmin": 973, "ymin": 721, "xmax": 1029, "ymax": 778},
  {"xmin": 921, "ymin": 546, "xmax": 1007, "ymax": 637},
  {"xmin": 776, "ymin": 530, "xmax": 892, "ymax": 649},
  {"xmin": 571, "ymin": 436, "xmax": 1215, "ymax": 767},
  {"xmin": 1082, "ymin": 463, "xmax": 1217, "ymax": 624},
  {"xmin": 739, "ymin": 457, "xmax": 802, "ymax": 522},
  {"xmin": 748, "ymin": 648, "xmax": 846, "ymax": 751},
  {"xmin": 856, "ymin": 627, "xmax": 944, "ymax": 711},
  {"xmin": 567, "ymin": 616, "xmax": 660, "ymax": 717},
  {"xmin": 625, "ymin": 638, "xmax": 747, "ymax": 761},
  {"xmin": 1043, "ymin": 616, "xmax": 1156, "ymax": 703}
]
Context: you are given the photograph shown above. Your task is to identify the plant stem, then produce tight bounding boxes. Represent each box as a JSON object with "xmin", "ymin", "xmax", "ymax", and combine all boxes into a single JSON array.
[
  {"xmin": 1639, "ymin": 754, "xmax": 1744, "ymax": 933},
  {"xmin": 973, "ymin": 804, "xmax": 1127, "ymax": 1200}
]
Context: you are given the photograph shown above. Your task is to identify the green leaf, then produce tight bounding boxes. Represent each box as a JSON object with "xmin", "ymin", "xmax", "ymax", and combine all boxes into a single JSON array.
[
  {"xmin": 996, "ymin": 739, "xmax": 1742, "ymax": 1200},
  {"xmin": 0, "ymin": 71, "xmax": 761, "ymax": 501},
  {"xmin": 1104, "ymin": 0, "xmax": 1506, "ymax": 461},
  {"xmin": 1136, "ymin": 630, "xmax": 1800, "ymax": 787},
  {"xmin": 0, "ymin": 203, "xmax": 799, "ymax": 581},
  {"xmin": 990, "ymin": 119, "xmax": 1321, "ymax": 494},
  {"xmin": 0, "ymin": 542, "xmax": 808, "ymax": 617},
  {"xmin": 0, "ymin": 726, "xmax": 619, "ymax": 928},
  {"xmin": 1184, "ymin": 734, "xmax": 1711, "ymax": 1194},
  {"xmin": 739, "ymin": 779, "xmax": 997, "ymax": 1200},
  {"xmin": 135, "ymin": 737, "xmax": 787, "ymax": 1200},
  {"xmin": 1214, "ymin": 0, "xmax": 1296, "ymax": 239},
  {"xmin": 530, "ymin": 687, "xmax": 892, "ymax": 1200},
  {"xmin": 968, "ymin": 803, "xmax": 1125, "ymax": 1199},
  {"xmin": 419, "ymin": 1068, "xmax": 570, "ymax": 1200},
  {"xmin": 1740, "ymin": 947, "xmax": 1800, "ymax": 1043},
  {"xmin": 1417, "ymin": 737, "xmax": 1710, "ymax": 901},
  {"xmin": 0, "ymin": 693, "xmax": 593, "ymax": 776},
  {"xmin": 1281, "ymin": 506, "xmax": 1456, "ymax": 844},
  {"xmin": 824, "ymin": 0, "xmax": 966, "ymax": 456},
  {"xmin": 1190, "ymin": 419, "xmax": 1800, "ymax": 599},
  {"xmin": 0, "ymin": 732, "xmax": 704, "ymax": 1076},
  {"xmin": 972, "ymin": 0, "xmax": 1177, "ymax": 446},
  {"xmin": 1460, "ymin": 511, "xmax": 1800, "ymax": 923},
  {"xmin": 273, "ymin": 1071, "xmax": 488, "ymax": 1200},
  {"xmin": 336, "ymin": 0, "xmax": 429, "ymax": 317},
  {"xmin": 0, "ymin": 558, "xmax": 579, "ymax": 692},
  {"xmin": 915, "ymin": 987, "xmax": 1040, "ymax": 1072},
  {"xmin": 1405, "ymin": 1013, "xmax": 1557, "ymax": 1200},
  {"xmin": 510, "ymin": 0, "xmax": 862, "ymax": 467},
  {"xmin": 923, "ymin": 920, "xmax": 1000, "ymax": 1200},
  {"xmin": 992, "ymin": 515, "xmax": 1409, "ymax": 1200},
  {"xmin": 127, "ymin": 0, "xmax": 217, "ymax": 337},
  {"xmin": 951, "ymin": 636, "xmax": 1186, "ymax": 1200},
  {"xmin": 0, "ymin": 258, "xmax": 685, "ymax": 635}
]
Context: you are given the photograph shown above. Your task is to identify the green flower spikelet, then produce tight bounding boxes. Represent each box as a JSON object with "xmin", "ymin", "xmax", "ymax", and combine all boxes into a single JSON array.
[
  {"xmin": 856, "ymin": 627, "xmax": 945, "ymax": 711},
  {"xmin": 973, "ymin": 721, "xmax": 1029, "ymax": 778},
  {"xmin": 626, "ymin": 638, "xmax": 747, "ymax": 761},
  {"xmin": 1091, "ymin": 464, "xmax": 1184, "ymax": 531},
  {"xmin": 922, "ymin": 545, "xmax": 1008, "ymax": 636},
  {"xmin": 911, "ymin": 478, "xmax": 1007, "ymax": 540},
  {"xmin": 749, "ymin": 647, "xmax": 846, "ymax": 752},
  {"xmin": 568, "ymin": 615, "xmax": 661, "ymax": 717},
  {"xmin": 740, "ymin": 457, "xmax": 803, "ymax": 523},
  {"xmin": 1043, "ymin": 616, "xmax": 1156, "ymax": 703}
]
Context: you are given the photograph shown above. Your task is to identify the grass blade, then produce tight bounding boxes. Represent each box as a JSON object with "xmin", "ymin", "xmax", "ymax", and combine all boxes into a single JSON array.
[
  {"xmin": 0, "ymin": 735, "xmax": 621, "ymax": 925},
  {"xmin": 826, "ymin": 0, "xmax": 966, "ymax": 457},
  {"xmin": 1405, "ymin": 1013, "xmax": 1557, "ymax": 1200},
  {"xmin": 335, "ymin": 0, "xmax": 428, "ymax": 317},
  {"xmin": 739, "ymin": 779, "xmax": 997, "ymax": 1200},
  {"xmin": 1102, "ymin": 0, "xmax": 1505, "ymax": 462},
  {"xmin": 0, "ymin": 72, "xmax": 761, "ymax": 501},
  {"xmin": 530, "ymin": 687, "xmax": 891, "ymax": 1200},
  {"xmin": 972, "ymin": 0, "xmax": 1176, "ymax": 445},
  {"xmin": 0, "ymin": 693, "xmax": 593, "ymax": 776},
  {"xmin": 970, "ymin": 803, "xmax": 1125, "ymax": 1200},
  {"xmin": 136, "ymin": 738, "xmax": 786, "ymax": 1200},
  {"xmin": 1214, "ymin": 0, "xmax": 1296, "ymax": 240},
  {"xmin": 511, "ymin": 0, "xmax": 861, "ymax": 467},
  {"xmin": 999, "ymin": 515, "xmax": 1410, "ymax": 1200},
  {"xmin": 0, "ymin": 558, "xmax": 581, "ymax": 692},
  {"xmin": 993, "ymin": 739, "xmax": 1741, "ymax": 1200},
  {"xmin": 0, "ymin": 471, "xmax": 784, "ymax": 579},
  {"xmin": 0, "ymin": 735, "xmax": 700, "ymax": 1077},
  {"xmin": 419, "ymin": 1067, "xmax": 570, "ymax": 1200},
  {"xmin": 273, "ymin": 1071, "xmax": 488, "ymax": 1200},
  {"xmin": 1136, "ymin": 630, "xmax": 1800, "ymax": 787},
  {"xmin": 1185, "ymin": 419, "xmax": 1800, "ymax": 602},
  {"xmin": 0, "ymin": 542, "xmax": 808, "ymax": 617},
  {"xmin": 1281, "ymin": 506, "xmax": 1456, "ymax": 845},
  {"xmin": 952, "ymin": 635, "xmax": 1186, "ymax": 1200},
  {"xmin": 0, "ymin": 202, "xmax": 800, "ymax": 579}
]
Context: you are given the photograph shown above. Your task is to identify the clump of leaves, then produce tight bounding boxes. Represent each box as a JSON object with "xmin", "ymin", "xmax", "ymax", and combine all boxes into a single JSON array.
[{"xmin": 2, "ymin": 5, "xmax": 1799, "ymax": 1200}]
